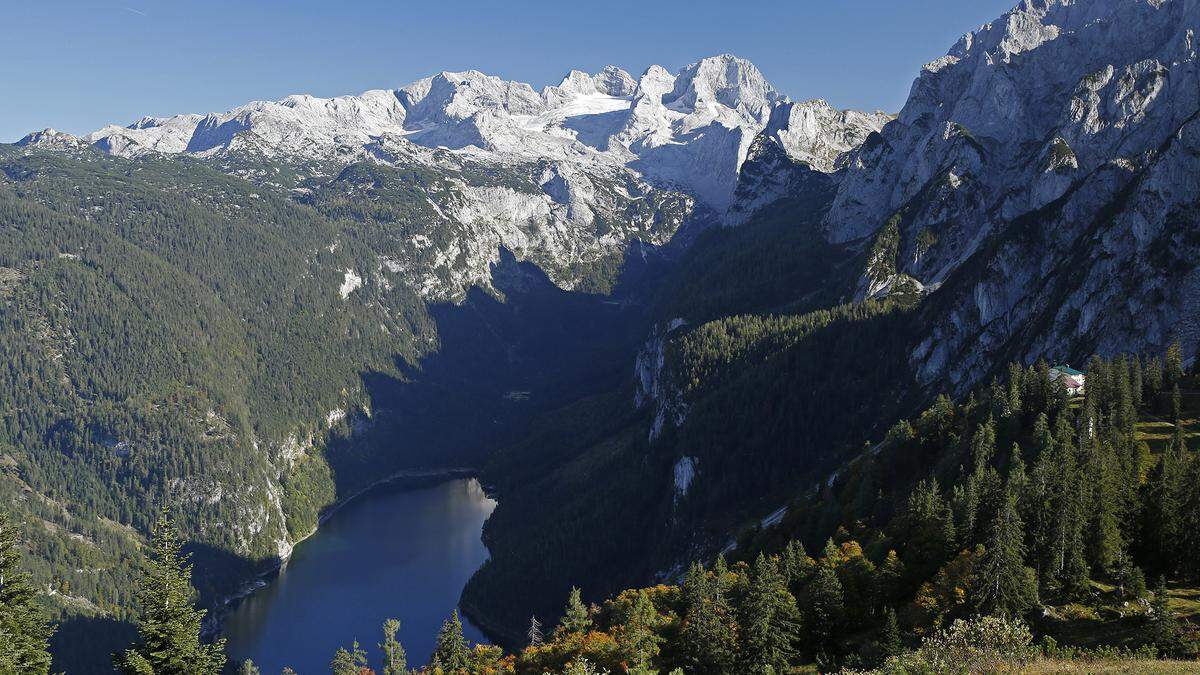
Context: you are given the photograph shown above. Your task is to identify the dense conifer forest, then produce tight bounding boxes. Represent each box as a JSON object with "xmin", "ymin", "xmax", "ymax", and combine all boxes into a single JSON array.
[{"xmin": 4, "ymin": 348, "xmax": 1200, "ymax": 673}]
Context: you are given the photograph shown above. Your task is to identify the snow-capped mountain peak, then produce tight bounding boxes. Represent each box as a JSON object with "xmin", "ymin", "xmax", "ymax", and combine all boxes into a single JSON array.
[{"xmin": 68, "ymin": 55, "xmax": 887, "ymax": 216}]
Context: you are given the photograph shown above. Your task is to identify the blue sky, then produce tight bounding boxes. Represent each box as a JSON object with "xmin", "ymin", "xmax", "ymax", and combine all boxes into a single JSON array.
[{"xmin": 1, "ymin": 0, "xmax": 1017, "ymax": 142}]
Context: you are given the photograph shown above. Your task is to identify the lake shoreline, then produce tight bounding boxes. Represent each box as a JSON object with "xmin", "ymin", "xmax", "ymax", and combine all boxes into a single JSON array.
[{"xmin": 207, "ymin": 467, "xmax": 481, "ymax": 641}]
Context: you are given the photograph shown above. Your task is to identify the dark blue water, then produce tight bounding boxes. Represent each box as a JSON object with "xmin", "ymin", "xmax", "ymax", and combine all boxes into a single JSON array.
[{"xmin": 222, "ymin": 477, "xmax": 496, "ymax": 672}]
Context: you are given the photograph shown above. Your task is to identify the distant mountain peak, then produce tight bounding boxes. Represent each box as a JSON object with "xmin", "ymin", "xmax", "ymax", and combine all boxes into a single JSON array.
[{"xmin": 52, "ymin": 54, "xmax": 886, "ymax": 215}]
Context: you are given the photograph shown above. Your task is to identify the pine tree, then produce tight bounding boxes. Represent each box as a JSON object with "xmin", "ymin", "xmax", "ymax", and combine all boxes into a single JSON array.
[
  {"xmin": 975, "ymin": 480, "xmax": 1037, "ymax": 616},
  {"xmin": 681, "ymin": 562, "xmax": 738, "ymax": 674},
  {"xmin": 380, "ymin": 618, "xmax": 407, "ymax": 675},
  {"xmin": 1177, "ymin": 453, "xmax": 1200, "ymax": 581},
  {"xmin": 875, "ymin": 550, "xmax": 906, "ymax": 607},
  {"xmin": 1144, "ymin": 577, "xmax": 1187, "ymax": 657},
  {"xmin": 1145, "ymin": 440, "xmax": 1183, "ymax": 576},
  {"xmin": 237, "ymin": 660, "xmax": 260, "ymax": 675},
  {"xmin": 115, "ymin": 509, "xmax": 226, "ymax": 675},
  {"xmin": 877, "ymin": 607, "xmax": 902, "ymax": 662},
  {"xmin": 780, "ymin": 540, "xmax": 814, "ymax": 590},
  {"xmin": 430, "ymin": 610, "xmax": 471, "ymax": 672},
  {"xmin": 1166, "ymin": 343, "xmax": 1184, "ymax": 387},
  {"xmin": 901, "ymin": 479, "xmax": 956, "ymax": 579},
  {"xmin": 740, "ymin": 555, "xmax": 802, "ymax": 672},
  {"xmin": 801, "ymin": 564, "xmax": 843, "ymax": 662},
  {"xmin": 330, "ymin": 640, "xmax": 367, "ymax": 675},
  {"xmin": 526, "ymin": 615, "xmax": 544, "ymax": 647},
  {"xmin": 558, "ymin": 586, "xmax": 593, "ymax": 635},
  {"xmin": 1147, "ymin": 357, "xmax": 1164, "ymax": 396},
  {"xmin": 0, "ymin": 511, "xmax": 54, "ymax": 675},
  {"xmin": 617, "ymin": 590, "xmax": 663, "ymax": 670},
  {"xmin": 1132, "ymin": 356, "xmax": 1144, "ymax": 409}
]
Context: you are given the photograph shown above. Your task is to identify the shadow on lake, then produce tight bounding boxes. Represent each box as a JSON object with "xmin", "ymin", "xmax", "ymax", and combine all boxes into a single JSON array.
[{"xmin": 222, "ymin": 477, "xmax": 496, "ymax": 672}]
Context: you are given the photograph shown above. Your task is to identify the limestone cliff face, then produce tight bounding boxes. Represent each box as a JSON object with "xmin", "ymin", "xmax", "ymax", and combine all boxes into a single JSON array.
[{"xmin": 821, "ymin": 0, "xmax": 1200, "ymax": 390}]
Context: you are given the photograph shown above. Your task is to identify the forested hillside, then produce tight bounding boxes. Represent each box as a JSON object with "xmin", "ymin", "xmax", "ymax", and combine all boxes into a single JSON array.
[
  {"xmin": 6, "ymin": 350, "xmax": 1200, "ymax": 673},
  {"xmin": 0, "ymin": 145, "xmax": 659, "ymax": 669}
]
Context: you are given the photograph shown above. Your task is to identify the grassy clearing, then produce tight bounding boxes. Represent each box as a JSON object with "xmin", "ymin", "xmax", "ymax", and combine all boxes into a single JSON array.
[{"xmin": 1019, "ymin": 658, "xmax": 1200, "ymax": 673}]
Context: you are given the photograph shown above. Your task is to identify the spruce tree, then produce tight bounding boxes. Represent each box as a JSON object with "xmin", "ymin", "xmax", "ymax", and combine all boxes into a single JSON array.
[
  {"xmin": 380, "ymin": 618, "xmax": 407, "ymax": 675},
  {"xmin": 740, "ymin": 555, "xmax": 801, "ymax": 672},
  {"xmin": 801, "ymin": 564, "xmax": 843, "ymax": 662},
  {"xmin": 975, "ymin": 480, "xmax": 1037, "ymax": 616},
  {"xmin": 1144, "ymin": 577, "xmax": 1187, "ymax": 657},
  {"xmin": 115, "ymin": 509, "xmax": 226, "ymax": 675},
  {"xmin": 877, "ymin": 607, "xmax": 902, "ymax": 662},
  {"xmin": 430, "ymin": 610, "xmax": 471, "ymax": 672},
  {"xmin": 558, "ymin": 586, "xmax": 593, "ymax": 635},
  {"xmin": 875, "ymin": 550, "xmax": 906, "ymax": 607},
  {"xmin": 780, "ymin": 540, "xmax": 814, "ymax": 591},
  {"xmin": 0, "ymin": 511, "xmax": 54, "ymax": 675},
  {"xmin": 330, "ymin": 640, "xmax": 367, "ymax": 675},
  {"xmin": 1166, "ymin": 343, "xmax": 1184, "ymax": 387},
  {"xmin": 1087, "ymin": 440, "xmax": 1127, "ymax": 575},
  {"xmin": 1145, "ymin": 440, "xmax": 1183, "ymax": 575},
  {"xmin": 1177, "ymin": 453, "xmax": 1200, "ymax": 581},
  {"xmin": 681, "ymin": 562, "xmax": 738, "ymax": 674},
  {"xmin": 617, "ymin": 590, "xmax": 663, "ymax": 670}
]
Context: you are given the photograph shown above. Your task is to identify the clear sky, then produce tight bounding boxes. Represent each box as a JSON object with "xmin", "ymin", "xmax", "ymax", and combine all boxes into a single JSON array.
[{"xmin": 1, "ymin": 0, "xmax": 1018, "ymax": 142}]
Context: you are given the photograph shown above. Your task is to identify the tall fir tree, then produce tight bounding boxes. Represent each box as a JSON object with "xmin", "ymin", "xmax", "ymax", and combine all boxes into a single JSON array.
[
  {"xmin": 430, "ymin": 610, "xmax": 471, "ymax": 672},
  {"xmin": 740, "ymin": 555, "xmax": 802, "ymax": 672},
  {"xmin": 1144, "ymin": 577, "xmax": 1187, "ymax": 657},
  {"xmin": 115, "ymin": 509, "xmax": 226, "ymax": 675},
  {"xmin": 330, "ymin": 641, "xmax": 367, "ymax": 675},
  {"xmin": 0, "ymin": 511, "xmax": 54, "ymax": 675},
  {"xmin": 557, "ymin": 586, "xmax": 593, "ymax": 636},
  {"xmin": 975, "ymin": 480, "xmax": 1037, "ymax": 616},
  {"xmin": 877, "ymin": 607, "xmax": 902, "ymax": 662},
  {"xmin": 680, "ymin": 563, "xmax": 738, "ymax": 674},
  {"xmin": 1166, "ymin": 342, "xmax": 1184, "ymax": 387},
  {"xmin": 380, "ymin": 618, "xmax": 407, "ymax": 675},
  {"xmin": 616, "ymin": 590, "xmax": 664, "ymax": 670},
  {"xmin": 801, "ymin": 564, "xmax": 844, "ymax": 663}
]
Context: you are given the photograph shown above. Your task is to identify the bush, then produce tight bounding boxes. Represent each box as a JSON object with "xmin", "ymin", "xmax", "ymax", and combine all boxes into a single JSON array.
[{"xmin": 850, "ymin": 616, "xmax": 1035, "ymax": 674}]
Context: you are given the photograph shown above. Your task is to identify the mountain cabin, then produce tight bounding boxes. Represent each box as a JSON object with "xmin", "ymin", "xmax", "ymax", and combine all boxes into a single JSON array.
[{"xmin": 1049, "ymin": 364, "xmax": 1086, "ymax": 396}]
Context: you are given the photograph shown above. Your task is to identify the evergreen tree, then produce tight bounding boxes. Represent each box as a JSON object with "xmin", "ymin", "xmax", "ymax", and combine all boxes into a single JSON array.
[
  {"xmin": 740, "ymin": 555, "xmax": 801, "ymax": 672},
  {"xmin": 1145, "ymin": 440, "xmax": 1183, "ymax": 576},
  {"xmin": 616, "ymin": 590, "xmax": 663, "ymax": 670},
  {"xmin": 1086, "ymin": 440, "xmax": 1127, "ymax": 575},
  {"xmin": 1144, "ymin": 577, "xmax": 1187, "ymax": 658},
  {"xmin": 875, "ymin": 550, "xmax": 906, "ymax": 607},
  {"xmin": 380, "ymin": 618, "xmax": 407, "ymax": 675},
  {"xmin": 237, "ymin": 660, "xmax": 260, "ymax": 675},
  {"xmin": 0, "ymin": 511, "xmax": 54, "ymax": 675},
  {"xmin": 801, "ymin": 564, "xmax": 844, "ymax": 662},
  {"xmin": 975, "ymin": 480, "xmax": 1037, "ymax": 617},
  {"xmin": 877, "ymin": 607, "xmax": 902, "ymax": 662},
  {"xmin": 1132, "ymin": 356, "xmax": 1144, "ymax": 409},
  {"xmin": 900, "ymin": 479, "xmax": 956, "ymax": 579},
  {"xmin": 330, "ymin": 640, "xmax": 367, "ymax": 675},
  {"xmin": 680, "ymin": 563, "xmax": 738, "ymax": 674},
  {"xmin": 1177, "ymin": 453, "xmax": 1200, "ymax": 581},
  {"xmin": 558, "ymin": 586, "xmax": 593, "ymax": 635},
  {"xmin": 115, "ymin": 509, "xmax": 226, "ymax": 675},
  {"xmin": 1146, "ymin": 357, "xmax": 1164, "ymax": 396},
  {"xmin": 430, "ymin": 610, "xmax": 471, "ymax": 672},
  {"xmin": 1166, "ymin": 343, "xmax": 1184, "ymax": 387},
  {"xmin": 780, "ymin": 540, "xmax": 814, "ymax": 590}
]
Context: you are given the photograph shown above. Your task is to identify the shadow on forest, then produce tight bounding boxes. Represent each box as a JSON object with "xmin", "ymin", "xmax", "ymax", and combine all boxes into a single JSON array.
[{"xmin": 54, "ymin": 242, "xmax": 672, "ymax": 673}]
